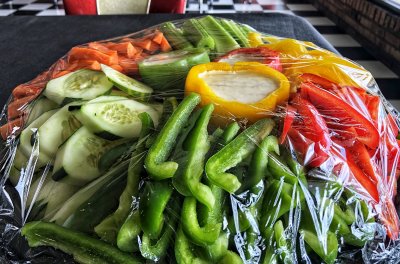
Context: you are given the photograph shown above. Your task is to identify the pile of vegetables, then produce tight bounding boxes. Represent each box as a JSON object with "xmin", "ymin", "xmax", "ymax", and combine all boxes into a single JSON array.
[{"xmin": 1, "ymin": 16, "xmax": 400, "ymax": 263}]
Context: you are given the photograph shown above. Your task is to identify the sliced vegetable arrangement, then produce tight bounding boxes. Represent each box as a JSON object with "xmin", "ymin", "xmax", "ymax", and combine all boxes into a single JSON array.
[{"xmin": 1, "ymin": 16, "xmax": 400, "ymax": 264}]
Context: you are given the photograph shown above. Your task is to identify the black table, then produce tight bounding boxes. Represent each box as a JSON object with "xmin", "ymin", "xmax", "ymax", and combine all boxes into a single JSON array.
[{"xmin": 0, "ymin": 14, "xmax": 337, "ymax": 107}]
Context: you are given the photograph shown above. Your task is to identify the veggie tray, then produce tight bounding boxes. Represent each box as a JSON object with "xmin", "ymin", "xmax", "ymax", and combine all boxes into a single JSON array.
[{"xmin": 0, "ymin": 15, "xmax": 400, "ymax": 263}]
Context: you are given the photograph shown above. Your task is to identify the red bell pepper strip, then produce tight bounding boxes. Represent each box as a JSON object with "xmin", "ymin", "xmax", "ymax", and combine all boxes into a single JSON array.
[
  {"xmin": 279, "ymin": 104, "xmax": 296, "ymax": 144},
  {"xmin": 365, "ymin": 95, "xmax": 380, "ymax": 124},
  {"xmin": 346, "ymin": 139, "xmax": 378, "ymax": 184},
  {"xmin": 291, "ymin": 96, "xmax": 331, "ymax": 167},
  {"xmin": 280, "ymin": 96, "xmax": 331, "ymax": 167},
  {"xmin": 300, "ymin": 82, "xmax": 379, "ymax": 149},
  {"xmin": 299, "ymin": 73, "xmax": 339, "ymax": 90},
  {"xmin": 214, "ymin": 47, "xmax": 282, "ymax": 72},
  {"xmin": 299, "ymin": 73, "xmax": 367, "ymax": 98}
]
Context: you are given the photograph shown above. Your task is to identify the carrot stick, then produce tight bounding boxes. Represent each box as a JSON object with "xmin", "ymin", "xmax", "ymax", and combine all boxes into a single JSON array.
[
  {"xmin": 152, "ymin": 31, "xmax": 164, "ymax": 45},
  {"xmin": 88, "ymin": 42, "xmax": 113, "ymax": 54},
  {"xmin": 119, "ymin": 57, "xmax": 139, "ymax": 75},
  {"xmin": 12, "ymin": 83, "xmax": 43, "ymax": 99},
  {"xmin": 68, "ymin": 47, "xmax": 118, "ymax": 65},
  {"xmin": 0, "ymin": 117, "xmax": 25, "ymax": 140},
  {"xmin": 109, "ymin": 64, "xmax": 124, "ymax": 72},
  {"xmin": 8, "ymin": 95, "xmax": 37, "ymax": 120},
  {"xmin": 160, "ymin": 37, "xmax": 172, "ymax": 52}
]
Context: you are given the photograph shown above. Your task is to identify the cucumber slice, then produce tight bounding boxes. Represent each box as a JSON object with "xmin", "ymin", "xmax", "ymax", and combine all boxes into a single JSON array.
[
  {"xmin": 109, "ymin": 89, "xmax": 131, "ymax": 97},
  {"xmin": 27, "ymin": 175, "xmax": 79, "ymax": 221},
  {"xmin": 101, "ymin": 64, "xmax": 152, "ymax": 101},
  {"xmin": 19, "ymin": 109, "xmax": 58, "ymax": 168},
  {"xmin": 13, "ymin": 147, "xmax": 28, "ymax": 170},
  {"xmin": 8, "ymin": 166, "xmax": 21, "ymax": 186},
  {"xmin": 38, "ymin": 105, "xmax": 82, "ymax": 157},
  {"xmin": 26, "ymin": 97, "xmax": 59, "ymax": 126},
  {"xmin": 98, "ymin": 140, "xmax": 135, "ymax": 172},
  {"xmin": 43, "ymin": 69, "xmax": 113, "ymax": 105},
  {"xmin": 51, "ymin": 160, "xmax": 129, "ymax": 225},
  {"xmin": 39, "ymin": 180, "xmax": 79, "ymax": 220},
  {"xmin": 52, "ymin": 127, "xmax": 115, "ymax": 186},
  {"xmin": 76, "ymin": 96, "xmax": 160, "ymax": 138}
]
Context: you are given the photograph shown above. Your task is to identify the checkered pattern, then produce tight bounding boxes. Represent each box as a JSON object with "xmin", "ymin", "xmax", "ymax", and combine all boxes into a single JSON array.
[
  {"xmin": 0, "ymin": 0, "xmax": 399, "ymax": 108},
  {"xmin": 0, "ymin": 0, "xmax": 64, "ymax": 16}
]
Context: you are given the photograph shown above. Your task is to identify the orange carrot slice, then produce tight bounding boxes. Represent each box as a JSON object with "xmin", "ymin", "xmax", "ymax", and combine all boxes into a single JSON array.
[
  {"xmin": 0, "ymin": 117, "xmax": 25, "ymax": 140},
  {"xmin": 68, "ymin": 47, "xmax": 118, "ymax": 65},
  {"xmin": 119, "ymin": 57, "xmax": 139, "ymax": 75},
  {"xmin": 12, "ymin": 83, "xmax": 43, "ymax": 99},
  {"xmin": 152, "ymin": 31, "xmax": 164, "ymax": 45},
  {"xmin": 8, "ymin": 95, "xmax": 37, "ymax": 120},
  {"xmin": 110, "ymin": 64, "xmax": 124, "ymax": 72},
  {"xmin": 88, "ymin": 42, "xmax": 113, "ymax": 54},
  {"xmin": 160, "ymin": 37, "xmax": 172, "ymax": 52}
]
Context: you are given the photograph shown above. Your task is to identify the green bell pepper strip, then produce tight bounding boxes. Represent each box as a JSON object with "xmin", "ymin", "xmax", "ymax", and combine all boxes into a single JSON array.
[
  {"xmin": 182, "ymin": 104, "xmax": 215, "ymax": 209},
  {"xmin": 117, "ymin": 210, "xmax": 141, "ymax": 253},
  {"xmin": 139, "ymin": 196, "xmax": 180, "ymax": 261},
  {"xmin": 175, "ymin": 227, "xmax": 209, "ymax": 264},
  {"xmin": 170, "ymin": 108, "xmax": 203, "ymax": 196},
  {"xmin": 260, "ymin": 180, "xmax": 296, "ymax": 230},
  {"xmin": 240, "ymin": 135, "xmax": 279, "ymax": 192},
  {"xmin": 300, "ymin": 229, "xmax": 338, "ymax": 264},
  {"xmin": 261, "ymin": 227, "xmax": 278, "ymax": 264},
  {"xmin": 181, "ymin": 196, "xmax": 222, "ymax": 246},
  {"xmin": 274, "ymin": 220, "xmax": 294, "ymax": 264},
  {"xmin": 282, "ymin": 150, "xmax": 307, "ymax": 185},
  {"xmin": 146, "ymin": 97, "xmax": 178, "ymax": 149},
  {"xmin": 267, "ymin": 152, "xmax": 298, "ymax": 185},
  {"xmin": 139, "ymin": 180, "xmax": 173, "ymax": 239},
  {"xmin": 218, "ymin": 251, "xmax": 244, "ymax": 264},
  {"xmin": 182, "ymin": 176, "xmax": 226, "ymax": 246},
  {"xmin": 300, "ymin": 206, "xmax": 339, "ymax": 264},
  {"xmin": 205, "ymin": 118, "xmax": 275, "ymax": 193},
  {"xmin": 145, "ymin": 93, "xmax": 200, "ymax": 180},
  {"xmin": 243, "ymin": 226, "xmax": 261, "ymax": 262},
  {"xmin": 221, "ymin": 122, "xmax": 240, "ymax": 144},
  {"xmin": 202, "ymin": 232, "xmax": 229, "ymax": 262},
  {"xmin": 21, "ymin": 221, "xmax": 142, "ymax": 264},
  {"xmin": 95, "ymin": 113, "xmax": 153, "ymax": 243}
]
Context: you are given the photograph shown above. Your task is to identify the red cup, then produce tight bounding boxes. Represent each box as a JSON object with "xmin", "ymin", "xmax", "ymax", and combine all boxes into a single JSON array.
[
  {"xmin": 150, "ymin": 0, "xmax": 186, "ymax": 14},
  {"xmin": 63, "ymin": 0, "xmax": 97, "ymax": 15}
]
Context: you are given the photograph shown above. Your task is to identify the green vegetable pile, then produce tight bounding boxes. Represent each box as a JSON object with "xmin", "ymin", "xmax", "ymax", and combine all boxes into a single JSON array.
[{"xmin": 21, "ymin": 93, "xmax": 376, "ymax": 264}]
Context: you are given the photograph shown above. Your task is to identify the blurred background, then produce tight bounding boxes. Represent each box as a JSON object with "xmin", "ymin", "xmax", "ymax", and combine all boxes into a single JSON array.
[{"xmin": 0, "ymin": 0, "xmax": 399, "ymax": 109}]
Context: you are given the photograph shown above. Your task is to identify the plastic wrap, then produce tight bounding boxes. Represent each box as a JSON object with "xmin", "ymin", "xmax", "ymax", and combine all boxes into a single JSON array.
[{"xmin": 1, "ymin": 15, "xmax": 399, "ymax": 263}]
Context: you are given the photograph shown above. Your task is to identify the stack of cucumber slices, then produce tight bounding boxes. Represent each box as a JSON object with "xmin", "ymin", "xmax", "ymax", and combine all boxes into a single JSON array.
[{"xmin": 12, "ymin": 64, "xmax": 161, "ymax": 220}]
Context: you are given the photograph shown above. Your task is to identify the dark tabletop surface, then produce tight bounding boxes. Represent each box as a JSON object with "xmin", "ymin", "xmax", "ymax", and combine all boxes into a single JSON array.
[{"xmin": 0, "ymin": 14, "xmax": 337, "ymax": 107}]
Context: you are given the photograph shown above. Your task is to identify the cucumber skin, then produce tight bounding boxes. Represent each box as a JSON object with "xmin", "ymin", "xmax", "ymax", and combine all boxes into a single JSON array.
[
  {"xmin": 50, "ymin": 160, "xmax": 129, "ymax": 225},
  {"xmin": 63, "ymin": 175, "xmax": 126, "ymax": 233},
  {"xmin": 98, "ymin": 141, "xmax": 135, "ymax": 172}
]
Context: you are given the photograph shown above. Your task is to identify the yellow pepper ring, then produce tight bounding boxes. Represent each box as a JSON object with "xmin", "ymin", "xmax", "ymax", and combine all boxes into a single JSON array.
[{"xmin": 185, "ymin": 62, "xmax": 290, "ymax": 124}]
